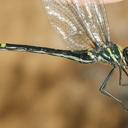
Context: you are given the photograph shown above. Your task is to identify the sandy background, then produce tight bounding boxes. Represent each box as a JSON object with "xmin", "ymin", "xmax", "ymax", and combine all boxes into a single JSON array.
[{"xmin": 0, "ymin": 0, "xmax": 127, "ymax": 128}]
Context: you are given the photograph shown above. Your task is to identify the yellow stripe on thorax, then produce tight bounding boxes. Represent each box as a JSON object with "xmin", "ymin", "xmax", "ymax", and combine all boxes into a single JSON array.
[{"xmin": 107, "ymin": 48, "xmax": 119, "ymax": 63}]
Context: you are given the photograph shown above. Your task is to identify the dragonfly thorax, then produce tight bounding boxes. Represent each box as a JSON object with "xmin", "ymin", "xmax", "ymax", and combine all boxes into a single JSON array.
[{"xmin": 98, "ymin": 44, "xmax": 125, "ymax": 66}]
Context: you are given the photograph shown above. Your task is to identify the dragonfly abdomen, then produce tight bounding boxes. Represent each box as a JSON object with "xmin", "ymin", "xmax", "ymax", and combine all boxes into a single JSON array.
[{"xmin": 0, "ymin": 43, "xmax": 97, "ymax": 64}]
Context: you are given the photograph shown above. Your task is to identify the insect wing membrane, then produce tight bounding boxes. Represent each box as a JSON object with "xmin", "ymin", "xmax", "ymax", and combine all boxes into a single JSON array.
[{"xmin": 43, "ymin": 0, "xmax": 111, "ymax": 50}]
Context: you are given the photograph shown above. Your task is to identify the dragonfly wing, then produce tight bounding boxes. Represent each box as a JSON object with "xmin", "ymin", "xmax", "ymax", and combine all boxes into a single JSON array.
[{"xmin": 43, "ymin": 0, "xmax": 111, "ymax": 50}]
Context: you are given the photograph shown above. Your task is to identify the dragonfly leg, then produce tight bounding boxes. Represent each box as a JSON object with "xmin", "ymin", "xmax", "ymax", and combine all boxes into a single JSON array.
[
  {"xmin": 119, "ymin": 67, "xmax": 122, "ymax": 86},
  {"xmin": 119, "ymin": 67, "xmax": 128, "ymax": 86},
  {"xmin": 99, "ymin": 66, "xmax": 122, "ymax": 104}
]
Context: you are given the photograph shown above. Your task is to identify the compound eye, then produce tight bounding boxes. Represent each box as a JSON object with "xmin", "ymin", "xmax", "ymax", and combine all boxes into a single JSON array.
[{"xmin": 123, "ymin": 47, "xmax": 128, "ymax": 65}]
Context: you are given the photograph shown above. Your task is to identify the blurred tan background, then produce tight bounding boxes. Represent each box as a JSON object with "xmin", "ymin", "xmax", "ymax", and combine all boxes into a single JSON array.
[{"xmin": 0, "ymin": 0, "xmax": 127, "ymax": 128}]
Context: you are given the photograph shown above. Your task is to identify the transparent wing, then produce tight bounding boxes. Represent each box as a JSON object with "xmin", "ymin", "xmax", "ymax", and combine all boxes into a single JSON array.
[{"xmin": 43, "ymin": 0, "xmax": 111, "ymax": 50}]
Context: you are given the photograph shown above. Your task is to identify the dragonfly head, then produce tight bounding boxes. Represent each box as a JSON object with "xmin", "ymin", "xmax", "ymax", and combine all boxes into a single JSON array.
[{"xmin": 123, "ymin": 47, "xmax": 128, "ymax": 65}]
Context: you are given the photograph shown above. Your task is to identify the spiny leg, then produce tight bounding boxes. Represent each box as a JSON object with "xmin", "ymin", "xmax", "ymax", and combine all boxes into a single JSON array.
[
  {"xmin": 118, "ymin": 67, "xmax": 128, "ymax": 110},
  {"xmin": 119, "ymin": 67, "xmax": 122, "ymax": 86},
  {"xmin": 119, "ymin": 67, "xmax": 128, "ymax": 86},
  {"xmin": 99, "ymin": 66, "xmax": 122, "ymax": 104}
]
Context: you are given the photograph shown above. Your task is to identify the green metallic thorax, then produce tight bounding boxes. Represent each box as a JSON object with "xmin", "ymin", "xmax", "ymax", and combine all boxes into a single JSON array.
[{"xmin": 98, "ymin": 44, "xmax": 126, "ymax": 66}]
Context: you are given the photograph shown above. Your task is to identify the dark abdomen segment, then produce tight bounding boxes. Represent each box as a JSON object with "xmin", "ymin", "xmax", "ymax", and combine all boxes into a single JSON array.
[{"xmin": 0, "ymin": 43, "xmax": 97, "ymax": 64}]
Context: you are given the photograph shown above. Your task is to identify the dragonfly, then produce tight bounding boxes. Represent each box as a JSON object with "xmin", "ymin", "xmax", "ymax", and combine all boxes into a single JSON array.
[{"xmin": 0, "ymin": 0, "xmax": 128, "ymax": 108}]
